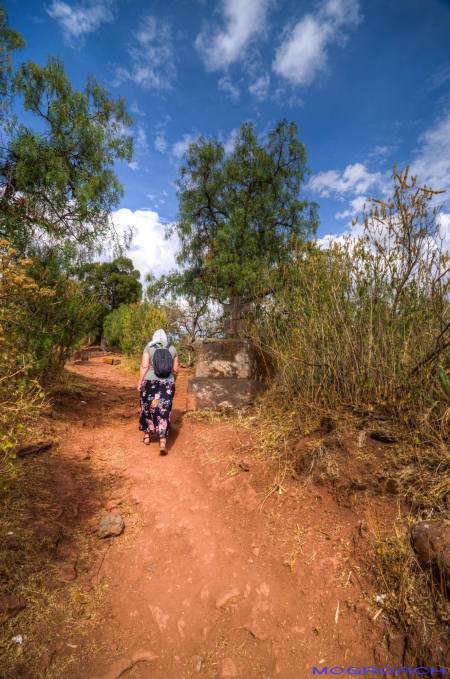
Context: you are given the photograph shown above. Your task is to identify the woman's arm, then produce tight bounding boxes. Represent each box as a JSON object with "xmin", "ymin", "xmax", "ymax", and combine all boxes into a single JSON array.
[
  {"xmin": 173, "ymin": 355, "xmax": 179, "ymax": 378},
  {"xmin": 138, "ymin": 351, "xmax": 150, "ymax": 390}
]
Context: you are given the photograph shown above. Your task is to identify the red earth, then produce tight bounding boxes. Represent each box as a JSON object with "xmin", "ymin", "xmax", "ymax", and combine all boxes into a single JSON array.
[{"xmin": 35, "ymin": 357, "xmax": 402, "ymax": 678}]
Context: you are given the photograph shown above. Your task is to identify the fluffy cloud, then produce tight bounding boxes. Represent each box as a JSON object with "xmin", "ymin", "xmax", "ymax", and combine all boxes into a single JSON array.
[
  {"xmin": 196, "ymin": 0, "xmax": 270, "ymax": 70},
  {"xmin": 172, "ymin": 134, "xmax": 199, "ymax": 159},
  {"xmin": 437, "ymin": 212, "xmax": 450, "ymax": 253},
  {"xmin": 335, "ymin": 194, "xmax": 367, "ymax": 219},
  {"xmin": 111, "ymin": 209, "xmax": 179, "ymax": 280},
  {"xmin": 308, "ymin": 163, "xmax": 382, "ymax": 197},
  {"xmin": 47, "ymin": 0, "xmax": 116, "ymax": 42},
  {"xmin": 249, "ymin": 74, "xmax": 270, "ymax": 100},
  {"xmin": 273, "ymin": 0, "xmax": 362, "ymax": 87},
  {"xmin": 218, "ymin": 76, "xmax": 240, "ymax": 101},
  {"xmin": 115, "ymin": 16, "xmax": 176, "ymax": 91},
  {"xmin": 154, "ymin": 133, "xmax": 167, "ymax": 153},
  {"xmin": 411, "ymin": 110, "xmax": 450, "ymax": 196}
]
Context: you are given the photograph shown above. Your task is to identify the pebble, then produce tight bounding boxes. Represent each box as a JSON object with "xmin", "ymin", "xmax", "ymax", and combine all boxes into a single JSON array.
[
  {"xmin": 221, "ymin": 657, "xmax": 238, "ymax": 678},
  {"xmin": 131, "ymin": 648, "xmax": 158, "ymax": 664},
  {"xmin": 96, "ymin": 656, "xmax": 132, "ymax": 679},
  {"xmin": 98, "ymin": 514, "xmax": 124, "ymax": 539},
  {"xmin": 215, "ymin": 588, "xmax": 240, "ymax": 609}
]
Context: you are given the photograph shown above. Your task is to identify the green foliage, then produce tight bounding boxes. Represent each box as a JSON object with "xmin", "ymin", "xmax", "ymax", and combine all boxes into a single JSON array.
[
  {"xmin": 77, "ymin": 257, "xmax": 142, "ymax": 339},
  {"xmin": 171, "ymin": 120, "xmax": 318, "ymax": 307},
  {"xmin": 0, "ymin": 6, "xmax": 24, "ymax": 122},
  {"xmin": 0, "ymin": 15, "xmax": 133, "ymax": 252},
  {"xmin": 249, "ymin": 168, "xmax": 450, "ymax": 440},
  {"xmin": 103, "ymin": 303, "xmax": 168, "ymax": 359}
]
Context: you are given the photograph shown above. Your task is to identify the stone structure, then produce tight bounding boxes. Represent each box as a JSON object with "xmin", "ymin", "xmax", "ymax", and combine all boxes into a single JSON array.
[{"xmin": 186, "ymin": 338, "xmax": 266, "ymax": 410}]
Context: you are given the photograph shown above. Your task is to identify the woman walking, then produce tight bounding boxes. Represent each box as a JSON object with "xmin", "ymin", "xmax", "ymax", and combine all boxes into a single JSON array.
[{"xmin": 138, "ymin": 329, "xmax": 179, "ymax": 455}]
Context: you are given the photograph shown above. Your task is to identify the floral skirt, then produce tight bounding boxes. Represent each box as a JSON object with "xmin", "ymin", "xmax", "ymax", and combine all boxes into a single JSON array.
[{"xmin": 139, "ymin": 379, "xmax": 175, "ymax": 439}]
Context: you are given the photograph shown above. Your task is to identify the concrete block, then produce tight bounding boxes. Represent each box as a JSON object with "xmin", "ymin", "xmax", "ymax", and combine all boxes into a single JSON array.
[
  {"xmin": 194, "ymin": 339, "xmax": 261, "ymax": 380},
  {"xmin": 186, "ymin": 377, "xmax": 266, "ymax": 410}
]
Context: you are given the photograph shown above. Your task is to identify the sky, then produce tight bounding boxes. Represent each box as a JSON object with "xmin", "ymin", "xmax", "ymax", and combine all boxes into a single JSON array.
[{"xmin": 5, "ymin": 0, "xmax": 450, "ymax": 279}]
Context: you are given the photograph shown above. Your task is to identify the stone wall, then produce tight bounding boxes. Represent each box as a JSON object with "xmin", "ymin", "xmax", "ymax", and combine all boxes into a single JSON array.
[{"xmin": 186, "ymin": 339, "xmax": 266, "ymax": 410}]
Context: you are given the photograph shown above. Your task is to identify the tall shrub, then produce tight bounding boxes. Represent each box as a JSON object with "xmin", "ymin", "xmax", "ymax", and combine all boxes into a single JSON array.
[{"xmin": 103, "ymin": 303, "xmax": 168, "ymax": 360}]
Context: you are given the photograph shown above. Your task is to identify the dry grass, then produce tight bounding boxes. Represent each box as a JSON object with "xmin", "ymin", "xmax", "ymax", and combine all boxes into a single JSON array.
[{"xmin": 0, "ymin": 448, "xmax": 112, "ymax": 678}]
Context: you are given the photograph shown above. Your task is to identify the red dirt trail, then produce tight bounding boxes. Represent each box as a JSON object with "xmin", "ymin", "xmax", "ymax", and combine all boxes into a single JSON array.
[{"xmin": 52, "ymin": 358, "xmax": 396, "ymax": 679}]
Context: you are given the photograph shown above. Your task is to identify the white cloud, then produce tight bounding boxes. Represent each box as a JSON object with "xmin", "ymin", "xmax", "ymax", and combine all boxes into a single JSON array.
[
  {"xmin": 196, "ymin": 0, "xmax": 270, "ymax": 70},
  {"xmin": 308, "ymin": 163, "xmax": 382, "ymax": 198},
  {"xmin": 115, "ymin": 16, "xmax": 176, "ymax": 91},
  {"xmin": 411, "ymin": 111, "xmax": 450, "ymax": 197},
  {"xmin": 111, "ymin": 209, "xmax": 179, "ymax": 279},
  {"xmin": 155, "ymin": 133, "xmax": 167, "ymax": 153},
  {"xmin": 128, "ymin": 161, "xmax": 139, "ymax": 171},
  {"xmin": 47, "ymin": 0, "xmax": 116, "ymax": 42},
  {"xmin": 273, "ymin": 0, "xmax": 361, "ymax": 87},
  {"xmin": 135, "ymin": 125, "xmax": 148, "ymax": 152},
  {"xmin": 437, "ymin": 212, "xmax": 450, "ymax": 253},
  {"xmin": 218, "ymin": 76, "xmax": 240, "ymax": 101},
  {"xmin": 335, "ymin": 194, "xmax": 366, "ymax": 219},
  {"xmin": 223, "ymin": 127, "xmax": 239, "ymax": 154},
  {"xmin": 428, "ymin": 61, "xmax": 450, "ymax": 91},
  {"xmin": 172, "ymin": 134, "xmax": 199, "ymax": 159},
  {"xmin": 249, "ymin": 73, "xmax": 270, "ymax": 100}
]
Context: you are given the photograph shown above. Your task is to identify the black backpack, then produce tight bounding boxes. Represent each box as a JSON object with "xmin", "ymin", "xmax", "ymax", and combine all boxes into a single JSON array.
[{"xmin": 152, "ymin": 347, "xmax": 173, "ymax": 378}]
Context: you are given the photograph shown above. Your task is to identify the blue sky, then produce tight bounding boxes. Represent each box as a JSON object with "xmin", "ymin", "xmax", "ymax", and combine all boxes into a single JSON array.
[{"xmin": 5, "ymin": 0, "xmax": 450, "ymax": 278}]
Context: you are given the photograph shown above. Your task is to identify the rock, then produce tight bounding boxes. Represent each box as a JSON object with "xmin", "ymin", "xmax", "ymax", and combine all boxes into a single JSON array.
[
  {"xmin": 215, "ymin": 588, "xmax": 240, "ymax": 609},
  {"xmin": 98, "ymin": 513, "xmax": 124, "ymax": 539},
  {"xmin": 411, "ymin": 521, "xmax": 450, "ymax": 581},
  {"xmin": 192, "ymin": 655, "xmax": 202, "ymax": 672},
  {"xmin": 0, "ymin": 595, "xmax": 26, "ymax": 619},
  {"xmin": 96, "ymin": 656, "xmax": 133, "ymax": 679},
  {"xmin": 239, "ymin": 461, "xmax": 250, "ymax": 472},
  {"xmin": 187, "ymin": 378, "xmax": 266, "ymax": 410},
  {"xmin": 102, "ymin": 356, "xmax": 121, "ymax": 365},
  {"xmin": 221, "ymin": 657, "xmax": 238, "ymax": 678},
  {"xmin": 131, "ymin": 648, "xmax": 158, "ymax": 664},
  {"xmin": 15, "ymin": 440, "xmax": 53, "ymax": 458},
  {"xmin": 57, "ymin": 562, "xmax": 77, "ymax": 583},
  {"xmin": 370, "ymin": 430, "xmax": 397, "ymax": 444}
]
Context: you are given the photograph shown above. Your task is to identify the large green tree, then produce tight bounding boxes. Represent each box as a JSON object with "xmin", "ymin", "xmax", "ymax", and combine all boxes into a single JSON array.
[
  {"xmin": 76, "ymin": 256, "xmax": 142, "ymax": 339},
  {"xmin": 171, "ymin": 120, "xmax": 318, "ymax": 321},
  {"xmin": 0, "ymin": 7, "xmax": 133, "ymax": 254}
]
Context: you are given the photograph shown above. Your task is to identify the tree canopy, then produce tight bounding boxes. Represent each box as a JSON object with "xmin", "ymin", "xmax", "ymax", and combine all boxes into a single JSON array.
[
  {"xmin": 170, "ymin": 120, "xmax": 318, "ymax": 306},
  {"xmin": 0, "ymin": 8, "xmax": 133, "ymax": 254},
  {"xmin": 77, "ymin": 256, "xmax": 142, "ymax": 312}
]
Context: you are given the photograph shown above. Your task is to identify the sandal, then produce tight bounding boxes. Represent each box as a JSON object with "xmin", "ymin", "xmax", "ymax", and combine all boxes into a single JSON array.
[
  {"xmin": 159, "ymin": 438, "xmax": 167, "ymax": 455},
  {"xmin": 143, "ymin": 433, "xmax": 151, "ymax": 445}
]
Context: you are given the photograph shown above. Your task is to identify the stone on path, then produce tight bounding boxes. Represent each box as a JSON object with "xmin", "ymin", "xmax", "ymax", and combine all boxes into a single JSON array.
[
  {"xmin": 98, "ymin": 513, "xmax": 124, "ymax": 539},
  {"xmin": 221, "ymin": 657, "xmax": 238, "ymax": 678},
  {"xmin": 411, "ymin": 520, "xmax": 450, "ymax": 580},
  {"xmin": 215, "ymin": 588, "xmax": 240, "ymax": 609}
]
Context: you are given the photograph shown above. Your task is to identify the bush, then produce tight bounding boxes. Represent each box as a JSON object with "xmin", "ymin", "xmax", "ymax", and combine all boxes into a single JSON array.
[
  {"xmin": 248, "ymin": 169, "xmax": 449, "ymax": 441},
  {"xmin": 0, "ymin": 241, "xmax": 102, "ymax": 487},
  {"xmin": 103, "ymin": 303, "xmax": 168, "ymax": 360}
]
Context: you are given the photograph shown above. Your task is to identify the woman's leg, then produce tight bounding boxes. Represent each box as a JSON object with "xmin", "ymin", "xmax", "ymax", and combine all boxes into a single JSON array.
[
  {"xmin": 139, "ymin": 380, "xmax": 157, "ymax": 442},
  {"xmin": 156, "ymin": 381, "xmax": 175, "ymax": 453}
]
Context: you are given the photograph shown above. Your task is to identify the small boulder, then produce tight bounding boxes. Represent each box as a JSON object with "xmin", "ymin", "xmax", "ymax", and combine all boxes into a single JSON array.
[
  {"xmin": 98, "ymin": 513, "xmax": 124, "ymax": 539},
  {"xmin": 221, "ymin": 658, "xmax": 238, "ymax": 678},
  {"xmin": 0, "ymin": 595, "xmax": 26, "ymax": 620},
  {"xmin": 370, "ymin": 430, "xmax": 397, "ymax": 444},
  {"xmin": 411, "ymin": 521, "xmax": 450, "ymax": 582}
]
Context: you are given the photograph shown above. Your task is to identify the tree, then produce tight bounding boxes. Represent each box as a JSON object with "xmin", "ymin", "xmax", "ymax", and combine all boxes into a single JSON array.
[
  {"xmin": 170, "ymin": 120, "xmax": 318, "ymax": 332},
  {"xmin": 0, "ymin": 8, "xmax": 133, "ymax": 254},
  {"xmin": 77, "ymin": 257, "xmax": 142, "ymax": 338}
]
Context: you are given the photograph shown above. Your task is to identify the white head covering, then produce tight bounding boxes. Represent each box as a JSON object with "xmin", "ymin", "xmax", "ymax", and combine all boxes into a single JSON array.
[{"xmin": 150, "ymin": 328, "xmax": 168, "ymax": 348}]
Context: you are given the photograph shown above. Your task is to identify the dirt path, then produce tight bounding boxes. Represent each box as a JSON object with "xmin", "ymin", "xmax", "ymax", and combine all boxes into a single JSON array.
[{"xmin": 51, "ymin": 358, "xmax": 395, "ymax": 678}]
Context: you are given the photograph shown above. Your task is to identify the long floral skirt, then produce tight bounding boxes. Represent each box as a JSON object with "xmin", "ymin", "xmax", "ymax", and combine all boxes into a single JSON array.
[{"xmin": 139, "ymin": 379, "xmax": 175, "ymax": 440}]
